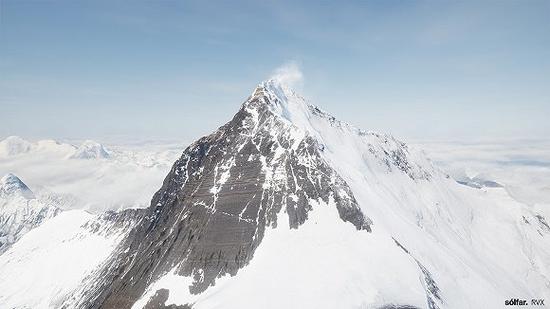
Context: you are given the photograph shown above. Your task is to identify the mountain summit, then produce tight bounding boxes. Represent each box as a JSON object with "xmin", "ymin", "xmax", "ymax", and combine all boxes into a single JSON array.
[
  {"xmin": 69, "ymin": 140, "xmax": 110, "ymax": 159},
  {"xmin": 0, "ymin": 173, "xmax": 60, "ymax": 253},
  {"xmin": 0, "ymin": 173, "xmax": 35, "ymax": 199},
  {"xmin": 1, "ymin": 81, "xmax": 549, "ymax": 309}
]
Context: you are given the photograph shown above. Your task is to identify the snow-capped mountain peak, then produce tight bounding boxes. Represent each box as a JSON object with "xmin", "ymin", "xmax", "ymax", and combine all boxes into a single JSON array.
[
  {"xmin": 0, "ymin": 173, "xmax": 35, "ymax": 199},
  {"xmin": 247, "ymin": 80, "xmax": 433, "ymax": 182},
  {"xmin": 0, "ymin": 173, "xmax": 61, "ymax": 254},
  {"xmin": 248, "ymin": 79, "xmax": 312, "ymax": 130},
  {"xmin": 69, "ymin": 140, "xmax": 110, "ymax": 159},
  {"xmin": 1, "ymin": 81, "xmax": 549, "ymax": 309}
]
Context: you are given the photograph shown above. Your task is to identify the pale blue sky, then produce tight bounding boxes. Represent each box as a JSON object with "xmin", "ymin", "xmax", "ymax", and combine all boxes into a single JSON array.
[{"xmin": 1, "ymin": 0, "xmax": 549, "ymax": 143}]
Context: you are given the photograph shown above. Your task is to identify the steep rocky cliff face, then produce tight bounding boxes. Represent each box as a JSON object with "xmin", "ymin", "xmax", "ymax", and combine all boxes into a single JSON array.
[{"xmin": 66, "ymin": 81, "xmax": 372, "ymax": 308}]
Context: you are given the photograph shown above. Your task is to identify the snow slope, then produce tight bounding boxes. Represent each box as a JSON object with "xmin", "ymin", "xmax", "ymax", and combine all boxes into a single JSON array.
[
  {"xmin": 133, "ymin": 199, "xmax": 429, "ymax": 309},
  {"xmin": 0, "ymin": 209, "xmax": 139, "ymax": 308}
]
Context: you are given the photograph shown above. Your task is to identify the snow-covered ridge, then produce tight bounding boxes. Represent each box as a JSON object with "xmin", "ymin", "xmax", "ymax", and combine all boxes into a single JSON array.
[
  {"xmin": 0, "ymin": 170, "xmax": 144, "ymax": 306},
  {"xmin": 0, "ymin": 209, "xmax": 139, "ymax": 308},
  {"xmin": 252, "ymin": 79, "xmax": 388, "ymax": 139},
  {"xmin": 0, "ymin": 173, "xmax": 61, "ymax": 254},
  {"xmin": 246, "ymin": 79, "xmax": 433, "ymax": 181}
]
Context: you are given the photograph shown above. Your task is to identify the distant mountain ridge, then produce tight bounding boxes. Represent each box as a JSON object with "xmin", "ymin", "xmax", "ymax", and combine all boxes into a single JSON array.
[
  {"xmin": 0, "ymin": 136, "xmax": 110, "ymax": 160},
  {"xmin": 69, "ymin": 140, "xmax": 110, "ymax": 159}
]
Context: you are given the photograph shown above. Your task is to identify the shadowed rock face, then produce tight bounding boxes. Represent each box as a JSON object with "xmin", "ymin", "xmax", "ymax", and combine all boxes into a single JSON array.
[
  {"xmin": 67, "ymin": 84, "xmax": 371, "ymax": 309},
  {"xmin": 143, "ymin": 289, "xmax": 190, "ymax": 309}
]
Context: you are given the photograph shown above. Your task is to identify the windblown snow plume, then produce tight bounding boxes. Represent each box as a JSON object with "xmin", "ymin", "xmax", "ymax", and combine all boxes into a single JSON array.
[{"xmin": 270, "ymin": 62, "xmax": 304, "ymax": 89}]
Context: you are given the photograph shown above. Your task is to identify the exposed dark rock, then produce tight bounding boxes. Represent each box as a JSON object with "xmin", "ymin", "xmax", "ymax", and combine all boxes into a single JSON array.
[
  {"xmin": 535, "ymin": 214, "xmax": 550, "ymax": 232},
  {"xmin": 143, "ymin": 289, "xmax": 191, "ymax": 309},
  {"xmin": 67, "ymin": 83, "xmax": 371, "ymax": 308},
  {"xmin": 392, "ymin": 237, "xmax": 410, "ymax": 254},
  {"xmin": 392, "ymin": 237, "xmax": 442, "ymax": 309},
  {"xmin": 81, "ymin": 208, "xmax": 146, "ymax": 237},
  {"xmin": 417, "ymin": 262, "xmax": 442, "ymax": 309}
]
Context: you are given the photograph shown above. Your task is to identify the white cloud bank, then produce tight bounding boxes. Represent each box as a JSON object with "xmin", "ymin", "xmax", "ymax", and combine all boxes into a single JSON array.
[
  {"xmin": 414, "ymin": 140, "xmax": 550, "ymax": 207},
  {"xmin": 0, "ymin": 137, "xmax": 182, "ymax": 213}
]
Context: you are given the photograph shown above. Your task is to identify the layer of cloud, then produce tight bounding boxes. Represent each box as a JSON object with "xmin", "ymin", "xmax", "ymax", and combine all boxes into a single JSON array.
[
  {"xmin": 414, "ymin": 140, "xmax": 550, "ymax": 206},
  {"xmin": 0, "ymin": 137, "xmax": 182, "ymax": 213}
]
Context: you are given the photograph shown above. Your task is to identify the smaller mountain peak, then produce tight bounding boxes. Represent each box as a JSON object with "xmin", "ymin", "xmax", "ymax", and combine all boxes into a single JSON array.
[
  {"xmin": 0, "ymin": 173, "xmax": 35, "ymax": 199},
  {"xmin": 1, "ymin": 173, "xmax": 19, "ymax": 184},
  {"xmin": 0, "ymin": 136, "xmax": 32, "ymax": 156},
  {"xmin": 69, "ymin": 140, "xmax": 110, "ymax": 159}
]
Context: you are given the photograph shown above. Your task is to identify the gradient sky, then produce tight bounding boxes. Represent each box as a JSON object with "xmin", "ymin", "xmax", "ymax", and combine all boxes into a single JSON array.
[{"xmin": 1, "ymin": 0, "xmax": 549, "ymax": 143}]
